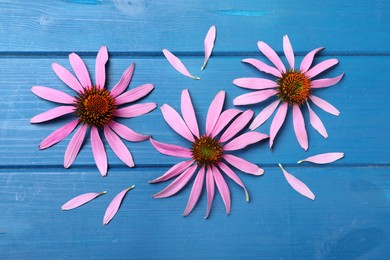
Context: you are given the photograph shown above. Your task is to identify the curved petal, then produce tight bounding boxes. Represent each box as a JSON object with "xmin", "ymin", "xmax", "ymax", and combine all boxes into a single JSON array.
[
  {"xmin": 104, "ymin": 126, "xmax": 134, "ymax": 168},
  {"xmin": 206, "ymin": 91, "xmax": 225, "ymax": 135},
  {"xmin": 292, "ymin": 105, "xmax": 308, "ymax": 151},
  {"xmin": 219, "ymin": 110, "xmax": 254, "ymax": 143},
  {"xmin": 163, "ymin": 49, "xmax": 200, "ymax": 80},
  {"xmin": 110, "ymin": 63, "xmax": 135, "ymax": 98},
  {"xmin": 103, "ymin": 185, "xmax": 135, "ymax": 225},
  {"xmin": 114, "ymin": 103, "xmax": 157, "ymax": 118},
  {"xmin": 160, "ymin": 104, "xmax": 195, "ymax": 142},
  {"xmin": 31, "ymin": 86, "xmax": 75, "ymax": 104},
  {"xmin": 212, "ymin": 166, "xmax": 231, "ymax": 215},
  {"xmin": 201, "ymin": 25, "xmax": 216, "ymax": 70},
  {"xmin": 310, "ymin": 73, "xmax": 344, "ymax": 89},
  {"xmin": 306, "ymin": 102, "xmax": 328, "ymax": 138},
  {"xmin": 300, "ymin": 47, "xmax": 324, "ymax": 73},
  {"xmin": 183, "ymin": 167, "xmax": 205, "ymax": 216},
  {"xmin": 283, "ymin": 35, "xmax": 295, "ymax": 70},
  {"xmin": 278, "ymin": 164, "xmax": 315, "ymax": 200},
  {"xmin": 211, "ymin": 109, "xmax": 242, "ymax": 138},
  {"xmin": 39, "ymin": 119, "xmax": 79, "ymax": 149},
  {"xmin": 223, "ymin": 132, "xmax": 268, "ymax": 151},
  {"xmin": 233, "ymin": 89, "xmax": 277, "ymax": 106},
  {"xmin": 218, "ymin": 162, "xmax": 249, "ymax": 202},
  {"xmin": 69, "ymin": 52, "xmax": 92, "ymax": 88},
  {"xmin": 305, "ymin": 59, "xmax": 338, "ymax": 79},
  {"xmin": 298, "ymin": 152, "xmax": 344, "ymax": 164},
  {"xmin": 257, "ymin": 41, "xmax": 286, "ymax": 73},
  {"xmin": 115, "ymin": 84, "xmax": 154, "ymax": 105},
  {"xmin": 52, "ymin": 63, "xmax": 83, "ymax": 93},
  {"xmin": 205, "ymin": 166, "xmax": 215, "ymax": 219},
  {"xmin": 95, "ymin": 46, "xmax": 108, "ymax": 89},
  {"xmin": 109, "ymin": 121, "xmax": 149, "ymax": 142},
  {"xmin": 149, "ymin": 138, "xmax": 192, "ymax": 158},
  {"xmin": 181, "ymin": 89, "xmax": 199, "ymax": 138},
  {"xmin": 62, "ymin": 191, "xmax": 106, "ymax": 210},
  {"xmin": 269, "ymin": 102, "xmax": 288, "ymax": 149},
  {"xmin": 223, "ymin": 154, "xmax": 264, "ymax": 176},
  {"xmin": 149, "ymin": 160, "xmax": 194, "ymax": 184},
  {"xmin": 242, "ymin": 58, "xmax": 282, "ymax": 78},
  {"xmin": 309, "ymin": 95, "xmax": 340, "ymax": 116},
  {"xmin": 91, "ymin": 126, "xmax": 107, "ymax": 176},
  {"xmin": 64, "ymin": 124, "xmax": 87, "ymax": 168},
  {"xmin": 233, "ymin": 78, "xmax": 277, "ymax": 90},
  {"xmin": 249, "ymin": 100, "xmax": 280, "ymax": 130},
  {"xmin": 30, "ymin": 106, "xmax": 75, "ymax": 123}
]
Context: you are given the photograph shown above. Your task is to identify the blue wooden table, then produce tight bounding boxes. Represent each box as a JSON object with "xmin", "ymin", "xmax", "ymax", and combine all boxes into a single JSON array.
[{"xmin": 1, "ymin": 1, "xmax": 389, "ymax": 259}]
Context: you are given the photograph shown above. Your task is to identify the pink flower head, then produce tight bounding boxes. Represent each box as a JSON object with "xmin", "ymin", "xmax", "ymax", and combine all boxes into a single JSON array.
[
  {"xmin": 31, "ymin": 47, "xmax": 156, "ymax": 176},
  {"xmin": 150, "ymin": 89, "xmax": 268, "ymax": 218},
  {"xmin": 233, "ymin": 35, "xmax": 343, "ymax": 150}
]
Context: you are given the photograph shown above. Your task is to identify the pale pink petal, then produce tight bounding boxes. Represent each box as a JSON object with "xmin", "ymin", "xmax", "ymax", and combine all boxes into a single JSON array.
[
  {"xmin": 219, "ymin": 110, "xmax": 254, "ymax": 143},
  {"xmin": 39, "ymin": 120, "xmax": 79, "ymax": 149},
  {"xmin": 270, "ymin": 102, "xmax": 288, "ymax": 149},
  {"xmin": 249, "ymin": 100, "xmax": 280, "ymax": 130},
  {"xmin": 183, "ymin": 167, "xmax": 205, "ymax": 216},
  {"xmin": 30, "ymin": 106, "xmax": 75, "ymax": 124},
  {"xmin": 201, "ymin": 25, "xmax": 216, "ymax": 70},
  {"xmin": 257, "ymin": 41, "xmax": 286, "ymax": 73},
  {"xmin": 95, "ymin": 46, "xmax": 108, "ymax": 89},
  {"xmin": 52, "ymin": 63, "xmax": 83, "ymax": 93},
  {"xmin": 292, "ymin": 105, "xmax": 308, "ymax": 151},
  {"xmin": 233, "ymin": 77, "xmax": 277, "ymax": 90},
  {"xmin": 31, "ymin": 86, "xmax": 75, "ymax": 104},
  {"xmin": 61, "ymin": 191, "xmax": 106, "ymax": 210},
  {"xmin": 218, "ymin": 162, "xmax": 249, "ymax": 202},
  {"xmin": 115, "ymin": 84, "xmax": 154, "ymax": 105},
  {"xmin": 311, "ymin": 73, "xmax": 344, "ymax": 89},
  {"xmin": 305, "ymin": 59, "xmax": 338, "ymax": 79},
  {"xmin": 283, "ymin": 35, "xmax": 295, "ymax": 70},
  {"xmin": 109, "ymin": 121, "xmax": 149, "ymax": 142},
  {"xmin": 163, "ymin": 49, "xmax": 200, "ymax": 80},
  {"xmin": 298, "ymin": 152, "xmax": 344, "ymax": 164},
  {"xmin": 309, "ymin": 95, "xmax": 340, "ymax": 116},
  {"xmin": 160, "ymin": 104, "xmax": 194, "ymax": 142},
  {"xmin": 69, "ymin": 52, "xmax": 92, "ymax": 88},
  {"xmin": 223, "ymin": 154, "xmax": 264, "ymax": 176},
  {"xmin": 242, "ymin": 58, "xmax": 282, "ymax": 78},
  {"xmin": 103, "ymin": 185, "xmax": 135, "ymax": 225},
  {"xmin": 205, "ymin": 166, "xmax": 215, "ymax": 219},
  {"xmin": 64, "ymin": 124, "xmax": 87, "ymax": 168},
  {"xmin": 91, "ymin": 126, "xmax": 107, "ymax": 177},
  {"xmin": 104, "ymin": 126, "xmax": 134, "ymax": 168},
  {"xmin": 300, "ymin": 47, "xmax": 324, "ymax": 73},
  {"xmin": 153, "ymin": 165, "xmax": 197, "ymax": 198},
  {"xmin": 149, "ymin": 160, "xmax": 194, "ymax": 184},
  {"xmin": 278, "ymin": 164, "xmax": 315, "ymax": 200},
  {"xmin": 206, "ymin": 91, "xmax": 225, "ymax": 135},
  {"xmin": 233, "ymin": 89, "xmax": 277, "ymax": 106},
  {"xmin": 110, "ymin": 64, "xmax": 135, "ymax": 98},
  {"xmin": 223, "ymin": 132, "xmax": 268, "ymax": 151},
  {"xmin": 149, "ymin": 138, "xmax": 192, "ymax": 158},
  {"xmin": 306, "ymin": 102, "xmax": 328, "ymax": 138},
  {"xmin": 114, "ymin": 103, "xmax": 157, "ymax": 118},
  {"xmin": 181, "ymin": 89, "xmax": 200, "ymax": 138},
  {"xmin": 212, "ymin": 166, "xmax": 231, "ymax": 215},
  {"xmin": 211, "ymin": 109, "xmax": 242, "ymax": 138}
]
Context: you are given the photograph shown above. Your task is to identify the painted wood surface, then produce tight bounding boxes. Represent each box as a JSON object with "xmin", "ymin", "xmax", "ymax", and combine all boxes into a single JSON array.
[{"xmin": 0, "ymin": 0, "xmax": 389, "ymax": 259}]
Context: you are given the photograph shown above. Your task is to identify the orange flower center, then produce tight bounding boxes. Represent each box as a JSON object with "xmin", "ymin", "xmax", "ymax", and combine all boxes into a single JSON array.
[
  {"xmin": 277, "ymin": 71, "xmax": 311, "ymax": 105},
  {"xmin": 191, "ymin": 135, "xmax": 223, "ymax": 166}
]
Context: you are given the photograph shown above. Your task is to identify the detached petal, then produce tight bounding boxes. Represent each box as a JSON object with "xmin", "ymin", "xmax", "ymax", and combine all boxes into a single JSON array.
[
  {"xmin": 95, "ymin": 46, "xmax": 108, "ymax": 89},
  {"xmin": 211, "ymin": 109, "xmax": 242, "ymax": 138},
  {"xmin": 206, "ymin": 91, "xmax": 225, "ymax": 135},
  {"xmin": 183, "ymin": 167, "xmax": 205, "ymax": 216},
  {"xmin": 39, "ymin": 120, "xmax": 79, "ymax": 149},
  {"xmin": 223, "ymin": 132, "xmax": 268, "ymax": 151},
  {"xmin": 233, "ymin": 77, "xmax": 277, "ymax": 90},
  {"xmin": 104, "ymin": 126, "xmax": 134, "ymax": 168},
  {"xmin": 52, "ymin": 63, "xmax": 83, "ymax": 93},
  {"xmin": 205, "ymin": 166, "xmax": 215, "ymax": 219},
  {"xmin": 292, "ymin": 105, "xmax": 308, "ymax": 151},
  {"xmin": 160, "ymin": 104, "xmax": 195, "ymax": 142},
  {"xmin": 306, "ymin": 102, "xmax": 328, "ymax": 138},
  {"xmin": 110, "ymin": 63, "xmax": 135, "ymax": 98},
  {"xmin": 91, "ymin": 126, "xmax": 108, "ymax": 177},
  {"xmin": 311, "ymin": 74, "xmax": 344, "ymax": 89},
  {"xmin": 212, "ymin": 166, "xmax": 231, "ymax": 215},
  {"xmin": 64, "ymin": 124, "xmax": 87, "ymax": 168},
  {"xmin": 278, "ymin": 164, "xmax": 315, "ymax": 200},
  {"xmin": 115, "ymin": 84, "xmax": 154, "ymax": 105},
  {"xmin": 30, "ymin": 106, "xmax": 75, "ymax": 123},
  {"xmin": 233, "ymin": 89, "xmax": 277, "ymax": 106},
  {"xmin": 283, "ymin": 35, "xmax": 295, "ymax": 70},
  {"xmin": 103, "ymin": 185, "xmax": 135, "ymax": 225},
  {"xmin": 149, "ymin": 160, "xmax": 194, "ymax": 184},
  {"xmin": 149, "ymin": 138, "xmax": 192, "ymax": 158},
  {"xmin": 310, "ymin": 95, "xmax": 340, "ymax": 116},
  {"xmin": 201, "ymin": 25, "xmax": 216, "ymax": 70},
  {"xmin": 257, "ymin": 41, "xmax": 286, "ymax": 73},
  {"xmin": 109, "ymin": 121, "xmax": 149, "ymax": 142},
  {"xmin": 181, "ymin": 89, "xmax": 200, "ymax": 138},
  {"xmin": 219, "ymin": 110, "xmax": 254, "ymax": 143},
  {"xmin": 300, "ymin": 47, "xmax": 324, "ymax": 73},
  {"xmin": 114, "ymin": 103, "xmax": 157, "ymax": 118},
  {"xmin": 270, "ymin": 102, "xmax": 288, "ymax": 150},
  {"xmin": 69, "ymin": 52, "xmax": 92, "ymax": 88},
  {"xmin": 32, "ymin": 86, "xmax": 75, "ymax": 104},
  {"xmin": 305, "ymin": 59, "xmax": 338, "ymax": 79},
  {"xmin": 223, "ymin": 154, "xmax": 264, "ymax": 176},
  {"xmin": 242, "ymin": 58, "xmax": 282, "ymax": 78},
  {"xmin": 62, "ymin": 191, "xmax": 106, "ymax": 211},
  {"xmin": 218, "ymin": 162, "xmax": 249, "ymax": 202},
  {"xmin": 249, "ymin": 100, "xmax": 280, "ymax": 130},
  {"xmin": 163, "ymin": 49, "xmax": 200, "ymax": 80},
  {"xmin": 298, "ymin": 152, "xmax": 344, "ymax": 164}
]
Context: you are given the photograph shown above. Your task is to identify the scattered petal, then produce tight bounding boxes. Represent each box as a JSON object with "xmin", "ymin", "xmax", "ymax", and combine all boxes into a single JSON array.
[
  {"xmin": 278, "ymin": 164, "xmax": 315, "ymax": 200},
  {"xmin": 183, "ymin": 167, "xmax": 205, "ymax": 216},
  {"xmin": 163, "ymin": 49, "xmax": 200, "ymax": 80},
  {"xmin": 298, "ymin": 152, "xmax": 344, "ymax": 164},
  {"xmin": 39, "ymin": 120, "xmax": 79, "ymax": 149},
  {"xmin": 306, "ymin": 102, "xmax": 328, "ymax": 138},
  {"xmin": 249, "ymin": 100, "xmax": 280, "ymax": 130},
  {"xmin": 64, "ymin": 124, "xmax": 88, "ymax": 168},
  {"xmin": 233, "ymin": 89, "xmax": 277, "ymax": 106},
  {"xmin": 201, "ymin": 25, "xmax": 216, "ymax": 70},
  {"xmin": 103, "ymin": 185, "xmax": 135, "ymax": 225},
  {"xmin": 149, "ymin": 138, "xmax": 192, "ymax": 158},
  {"xmin": 62, "ymin": 191, "xmax": 106, "ymax": 211},
  {"xmin": 31, "ymin": 86, "xmax": 75, "ymax": 104},
  {"xmin": 233, "ymin": 77, "xmax": 277, "ymax": 90},
  {"xmin": 292, "ymin": 105, "xmax": 308, "ymax": 151},
  {"xmin": 104, "ymin": 126, "xmax": 134, "ymax": 168}
]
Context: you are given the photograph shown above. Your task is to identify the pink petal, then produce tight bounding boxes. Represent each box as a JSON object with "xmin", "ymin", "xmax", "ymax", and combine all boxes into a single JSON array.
[
  {"xmin": 114, "ymin": 103, "xmax": 157, "ymax": 118},
  {"xmin": 309, "ymin": 95, "xmax": 340, "ymax": 116},
  {"xmin": 233, "ymin": 89, "xmax": 277, "ymax": 106},
  {"xmin": 211, "ymin": 109, "xmax": 242, "ymax": 138},
  {"xmin": 223, "ymin": 132, "xmax": 268, "ymax": 151},
  {"xmin": 30, "ymin": 106, "xmax": 75, "ymax": 123},
  {"xmin": 95, "ymin": 46, "xmax": 108, "ymax": 89},
  {"xmin": 39, "ymin": 120, "xmax": 79, "ymax": 149},
  {"xmin": 283, "ymin": 35, "xmax": 295, "ymax": 70},
  {"xmin": 292, "ymin": 105, "xmax": 308, "ymax": 151},
  {"xmin": 153, "ymin": 165, "xmax": 197, "ymax": 198},
  {"xmin": 52, "ymin": 63, "xmax": 83, "ymax": 93},
  {"xmin": 249, "ymin": 100, "xmax": 280, "ymax": 130},
  {"xmin": 218, "ymin": 162, "xmax": 249, "ymax": 202},
  {"xmin": 115, "ymin": 84, "xmax": 154, "ymax": 105},
  {"xmin": 305, "ymin": 59, "xmax": 339, "ymax": 79},
  {"xmin": 183, "ymin": 167, "xmax": 205, "ymax": 216},
  {"xmin": 205, "ymin": 166, "xmax": 215, "ymax": 219},
  {"xmin": 212, "ymin": 165, "xmax": 231, "ymax": 215},
  {"xmin": 161, "ymin": 104, "xmax": 195, "ymax": 142},
  {"xmin": 233, "ymin": 77, "xmax": 277, "ymax": 90},
  {"xmin": 223, "ymin": 154, "xmax": 264, "ymax": 176},
  {"xmin": 181, "ymin": 89, "xmax": 200, "ymax": 138},
  {"xmin": 69, "ymin": 52, "xmax": 92, "ymax": 88},
  {"xmin": 278, "ymin": 164, "xmax": 315, "ymax": 200},
  {"xmin": 242, "ymin": 58, "xmax": 282, "ymax": 78},
  {"xmin": 270, "ymin": 102, "xmax": 288, "ymax": 149},
  {"xmin": 163, "ymin": 49, "xmax": 200, "ymax": 80},
  {"xmin": 64, "ymin": 124, "xmax": 87, "ymax": 168},
  {"xmin": 149, "ymin": 160, "xmax": 194, "ymax": 184},
  {"xmin": 91, "ymin": 126, "xmax": 108, "ymax": 177},
  {"xmin": 104, "ymin": 126, "xmax": 134, "ymax": 168},
  {"xmin": 257, "ymin": 41, "xmax": 286, "ymax": 73},
  {"xmin": 298, "ymin": 152, "xmax": 344, "ymax": 164},
  {"xmin": 149, "ymin": 138, "xmax": 192, "ymax": 158},
  {"xmin": 300, "ymin": 47, "xmax": 324, "ymax": 73},
  {"xmin": 201, "ymin": 25, "xmax": 216, "ymax": 70},
  {"xmin": 103, "ymin": 185, "xmax": 135, "ymax": 225},
  {"xmin": 311, "ymin": 73, "xmax": 344, "ymax": 89},
  {"xmin": 109, "ymin": 121, "xmax": 149, "ymax": 142},
  {"xmin": 306, "ymin": 102, "xmax": 328, "ymax": 138},
  {"xmin": 206, "ymin": 91, "xmax": 225, "ymax": 135},
  {"xmin": 61, "ymin": 191, "xmax": 106, "ymax": 211},
  {"xmin": 110, "ymin": 63, "xmax": 135, "ymax": 98},
  {"xmin": 31, "ymin": 86, "xmax": 75, "ymax": 104},
  {"xmin": 219, "ymin": 110, "xmax": 254, "ymax": 143}
]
